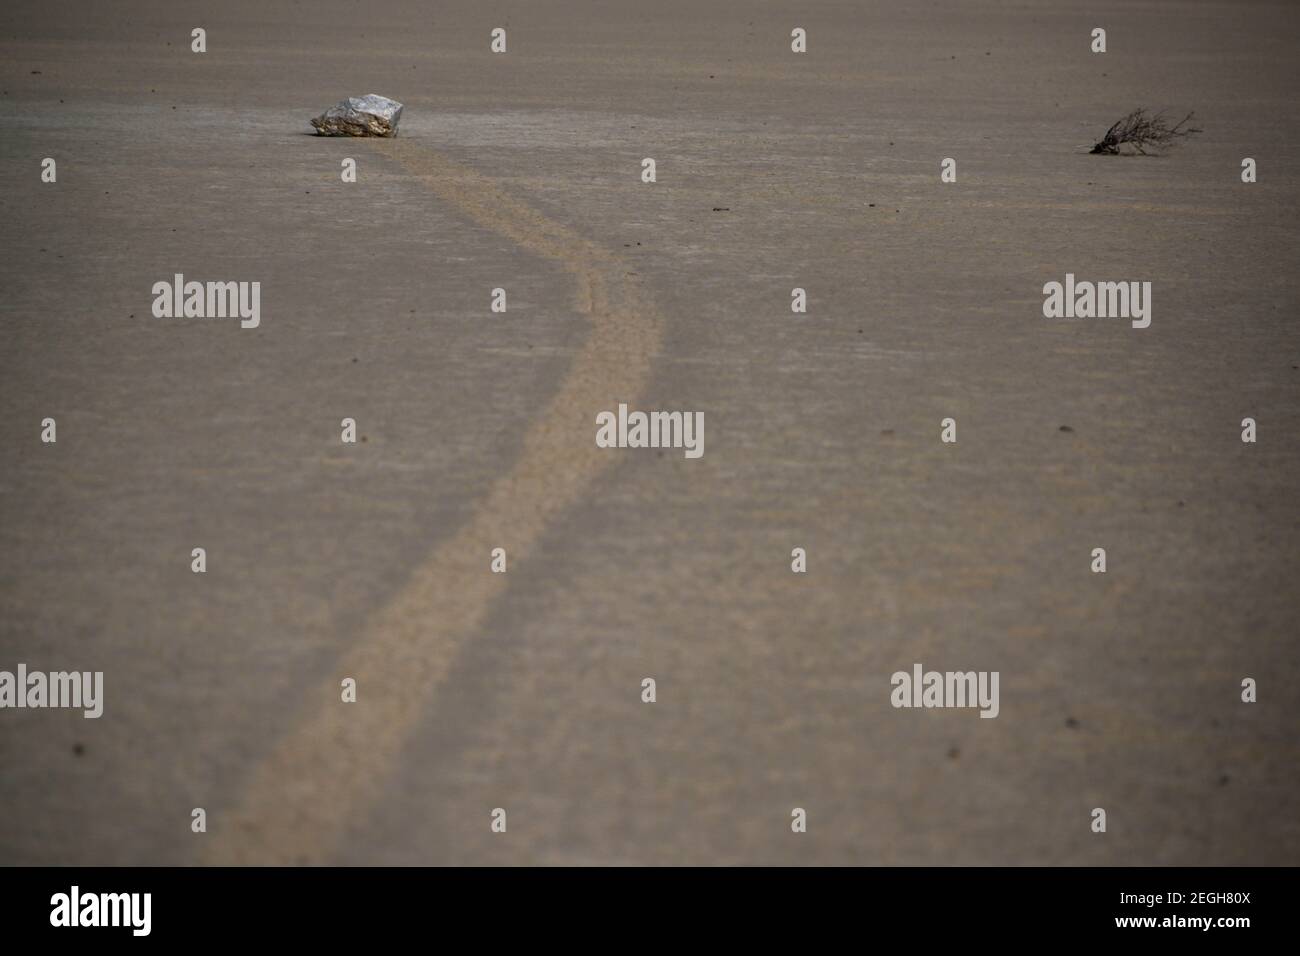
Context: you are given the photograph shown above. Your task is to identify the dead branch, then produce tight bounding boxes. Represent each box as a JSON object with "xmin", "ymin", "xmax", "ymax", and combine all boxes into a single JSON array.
[{"xmin": 1090, "ymin": 108, "xmax": 1202, "ymax": 155}]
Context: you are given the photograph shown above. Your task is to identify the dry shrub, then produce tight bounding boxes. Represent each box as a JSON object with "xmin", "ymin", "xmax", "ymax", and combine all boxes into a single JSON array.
[{"xmin": 1090, "ymin": 109, "xmax": 1202, "ymax": 155}]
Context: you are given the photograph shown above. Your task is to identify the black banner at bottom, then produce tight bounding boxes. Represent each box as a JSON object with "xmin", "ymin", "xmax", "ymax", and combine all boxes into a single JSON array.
[{"xmin": 0, "ymin": 866, "xmax": 1282, "ymax": 942}]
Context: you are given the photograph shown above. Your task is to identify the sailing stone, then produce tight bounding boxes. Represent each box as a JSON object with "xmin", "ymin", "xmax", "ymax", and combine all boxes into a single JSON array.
[{"xmin": 311, "ymin": 94, "xmax": 403, "ymax": 137}]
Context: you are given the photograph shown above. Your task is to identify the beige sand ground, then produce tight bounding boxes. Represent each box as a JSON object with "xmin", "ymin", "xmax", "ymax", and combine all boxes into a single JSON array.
[{"xmin": 1, "ymin": 0, "xmax": 1298, "ymax": 864}]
